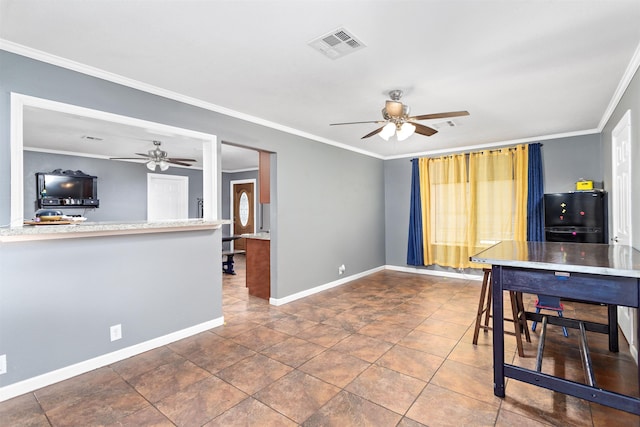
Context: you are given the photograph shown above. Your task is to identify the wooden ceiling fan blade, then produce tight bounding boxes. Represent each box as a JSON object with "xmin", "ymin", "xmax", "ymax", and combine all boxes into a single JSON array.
[
  {"xmin": 361, "ymin": 126, "xmax": 386, "ymax": 139},
  {"xmin": 330, "ymin": 120, "xmax": 383, "ymax": 126},
  {"xmin": 167, "ymin": 157, "xmax": 196, "ymax": 162},
  {"xmin": 412, "ymin": 122, "xmax": 438, "ymax": 137},
  {"xmin": 411, "ymin": 110, "xmax": 470, "ymax": 121},
  {"xmin": 168, "ymin": 160, "xmax": 193, "ymax": 167}
]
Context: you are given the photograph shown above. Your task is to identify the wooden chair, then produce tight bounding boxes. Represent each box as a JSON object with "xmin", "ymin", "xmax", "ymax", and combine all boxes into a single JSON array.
[{"xmin": 473, "ymin": 268, "xmax": 531, "ymax": 357}]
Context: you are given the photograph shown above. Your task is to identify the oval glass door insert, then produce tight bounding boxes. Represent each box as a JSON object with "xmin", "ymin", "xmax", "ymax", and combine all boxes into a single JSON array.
[{"xmin": 239, "ymin": 191, "xmax": 249, "ymax": 226}]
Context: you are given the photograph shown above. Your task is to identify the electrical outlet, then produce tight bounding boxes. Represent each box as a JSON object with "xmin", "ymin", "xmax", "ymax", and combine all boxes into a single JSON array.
[
  {"xmin": 110, "ymin": 324, "xmax": 122, "ymax": 342},
  {"xmin": 338, "ymin": 264, "xmax": 346, "ymax": 275},
  {"xmin": 0, "ymin": 354, "xmax": 6, "ymax": 375}
]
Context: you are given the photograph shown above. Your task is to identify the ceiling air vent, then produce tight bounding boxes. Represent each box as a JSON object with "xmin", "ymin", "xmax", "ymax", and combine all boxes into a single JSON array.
[
  {"xmin": 308, "ymin": 27, "xmax": 366, "ymax": 60},
  {"xmin": 432, "ymin": 120, "xmax": 460, "ymax": 129},
  {"xmin": 81, "ymin": 135, "xmax": 104, "ymax": 141}
]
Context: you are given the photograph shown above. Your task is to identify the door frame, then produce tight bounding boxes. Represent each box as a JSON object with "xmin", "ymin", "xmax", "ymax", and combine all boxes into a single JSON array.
[
  {"xmin": 611, "ymin": 109, "xmax": 636, "ymax": 362},
  {"xmin": 230, "ymin": 178, "xmax": 257, "ymax": 250}
]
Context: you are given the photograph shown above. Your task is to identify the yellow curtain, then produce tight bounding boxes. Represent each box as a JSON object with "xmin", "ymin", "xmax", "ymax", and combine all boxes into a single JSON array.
[
  {"xmin": 513, "ymin": 144, "xmax": 528, "ymax": 241},
  {"xmin": 419, "ymin": 144, "xmax": 528, "ymax": 269},
  {"xmin": 418, "ymin": 158, "xmax": 433, "ymax": 264},
  {"xmin": 420, "ymin": 154, "xmax": 469, "ymax": 268},
  {"xmin": 468, "ymin": 144, "xmax": 528, "ymax": 246}
]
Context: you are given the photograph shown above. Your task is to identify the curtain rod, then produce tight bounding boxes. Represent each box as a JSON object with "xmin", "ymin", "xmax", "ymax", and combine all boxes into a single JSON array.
[{"xmin": 409, "ymin": 143, "xmax": 543, "ymax": 161}]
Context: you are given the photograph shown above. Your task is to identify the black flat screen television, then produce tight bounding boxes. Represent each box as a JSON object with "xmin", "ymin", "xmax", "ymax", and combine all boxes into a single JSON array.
[{"xmin": 36, "ymin": 170, "xmax": 99, "ymax": 207}]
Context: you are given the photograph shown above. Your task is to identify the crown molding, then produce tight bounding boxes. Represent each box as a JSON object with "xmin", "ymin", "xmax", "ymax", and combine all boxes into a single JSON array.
[
  {"xmin": 384, "ymin": 128, "xmax": 601, "ymax": 160},
  {"xmin": 2, "ymin": 37, "xmax": 636, "ymax": 162},
  {"xmin": 0, "ymin": 39, "xmax": 383, "ymax": 160},
  {"xmin": 598, "ymin": 39, "xmax": 640, "ymax": 131}
]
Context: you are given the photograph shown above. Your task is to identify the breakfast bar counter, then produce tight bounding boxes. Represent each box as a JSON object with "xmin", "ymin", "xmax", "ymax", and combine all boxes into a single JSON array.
[{"xmin": 0, "ymin": 219, "xmax": 227, "ymax": 243}]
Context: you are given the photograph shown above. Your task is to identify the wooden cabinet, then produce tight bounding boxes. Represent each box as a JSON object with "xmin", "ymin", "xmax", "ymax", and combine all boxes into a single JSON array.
[
  {"xmin": 259, "ymin": 151, "xmax": 270, "ymax": 204},
  {"xmin": 245, "ymin": 237, "xmax": 270, "ymax": 299}
]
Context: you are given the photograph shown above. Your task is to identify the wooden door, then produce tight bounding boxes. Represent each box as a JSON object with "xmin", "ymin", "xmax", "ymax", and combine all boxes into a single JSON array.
[
  {"xmin": 612, "ymin": 110, "xmax": 636, "ymax": 362},
  {"xmin": 233, "ymin": 181, "xmax": 255, "ymax": 250}
]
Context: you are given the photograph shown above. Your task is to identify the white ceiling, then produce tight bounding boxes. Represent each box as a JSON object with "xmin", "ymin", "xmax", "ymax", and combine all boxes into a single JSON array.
[{"xmin": 2, "ymin": 0, "xmax": 640, "ymax": 165}]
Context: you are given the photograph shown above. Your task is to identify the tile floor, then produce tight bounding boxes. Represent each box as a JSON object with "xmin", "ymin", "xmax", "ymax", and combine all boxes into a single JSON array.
[{"xmin": 2, "ymin": 255, "xmax": 639, "ymax": 426}]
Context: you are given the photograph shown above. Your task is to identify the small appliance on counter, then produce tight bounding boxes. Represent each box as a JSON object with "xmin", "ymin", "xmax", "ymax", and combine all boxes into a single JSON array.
[
  {"xmin": 35, "ymin": 209, "xmax": 64, "ymax": 221},
  {"xmin": 25, "ymin": 209, "xmax": 88, "ymax": 225}
]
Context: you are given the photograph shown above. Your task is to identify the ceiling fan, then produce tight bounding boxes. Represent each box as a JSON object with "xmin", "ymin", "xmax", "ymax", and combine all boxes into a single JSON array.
[
  {"xmin": 110, "ymin": 140, "xmax": 196, "ymax": 171},
  {"xmin": 330, "ymin": 90, "xmax": 469, "ymax": 141}
]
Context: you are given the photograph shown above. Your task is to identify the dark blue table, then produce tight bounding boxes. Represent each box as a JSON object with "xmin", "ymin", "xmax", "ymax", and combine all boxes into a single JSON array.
[{"xmin": 471, "ymin": 241, "xmax": 640, "ymax": 416}]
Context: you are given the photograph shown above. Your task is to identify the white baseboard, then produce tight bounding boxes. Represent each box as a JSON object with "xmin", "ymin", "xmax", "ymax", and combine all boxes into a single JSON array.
[
  {"xmin": 269, "ymin": 266, "xmax": 386, "ymax": 306},
  {"xmin": 0, "ymin": 317, "xmax": 224, "ymax": 402}
]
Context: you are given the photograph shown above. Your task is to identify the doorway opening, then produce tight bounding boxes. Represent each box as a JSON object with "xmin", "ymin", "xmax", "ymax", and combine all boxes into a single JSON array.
[{"xmin": 221, "ymin": 142, "xmax": 275, "ymax": 301}]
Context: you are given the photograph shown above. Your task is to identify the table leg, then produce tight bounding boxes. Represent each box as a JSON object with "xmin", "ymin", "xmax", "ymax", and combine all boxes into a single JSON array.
[
  {"xmin": 637, "ymin": 306, "xmax": 640, "ymax": 396},
  {"xmin": 608, "ymin": 304, "xmax": 619, "ymax": 352},
  {"xmin": 492, "ymin": 265, "xmax": 506, "ymax": 398}
]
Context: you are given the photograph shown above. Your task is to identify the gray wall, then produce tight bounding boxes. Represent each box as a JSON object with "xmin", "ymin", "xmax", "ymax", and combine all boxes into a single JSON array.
[
  {"xmin": 541, "ymin": 133, "xmax": 603, "ymax": 193},
  {"xmin": 24, "ymin": 151, "xmax": 204, "ymax": 221},
  {"xmin": 0, "ymin": 230, "xmax": 220, "ymax": 386},
  {"xmin": 0, "ymin": 50, "xmax": 386, "ymax": 387},
  {"xmin": 384, "ymin": 134, "xmax": 604, "ymax": 267}
]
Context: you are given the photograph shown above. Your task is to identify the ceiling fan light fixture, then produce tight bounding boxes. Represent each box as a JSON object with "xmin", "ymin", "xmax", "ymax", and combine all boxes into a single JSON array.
[
  {"xmin": 385, "ymin": 100, "xmax": 404, "ymax": 117},
  {"xmin": 329, "ymin": 90, "xmax": 467, "ymax": 141},
  {"xmin": 379, "ymin": 122, "xmax": 396, "ymax": 141},
  {"xmin": 146, "ymin": 160, "xmax": 157, "ymax": 171},
  {"xmin": 396, "ymin": 122, "xmax": 416, "ymax": 141},
  {"xmin": 159, "ymin": 160, "xmax": 170, "ymax": 171}
]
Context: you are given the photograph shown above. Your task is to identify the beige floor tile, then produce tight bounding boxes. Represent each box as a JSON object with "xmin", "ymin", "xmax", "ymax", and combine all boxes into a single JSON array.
[
  {"xmin": 216, "ymin": 353, "xmax": 293, "ymax": 395},
  {"xmin": 330, "ymin": 333, "xmax": 393, "ymax": 362},
  {"xmin": 376, "ymin": 344, "xmax": 445, "ymax": 382},
  {"xmin": 299, "ymin": 349, "xmax": 370, "ymax": 388},
  {"xmin": 46, "ymin": 379, "xmax": 149, "ymax": 427},
  {"xmin": 345, "ymin": 364, "xmax": 426, "ymax": 414},
  {"xmin": 254, "ymin": 370, "xmax": 340, "ymax": 423},
  {"xmin": 155, "ymin": 376, "xmax": 247, "ymax": 426},
  {"xmin": 204, "ymin": 397, "xmax": 298, "ymax": 426},
  {"xmin": 398, "ymin": 329, "xmax": 459, "ymax": 358},
  {"xmin": 302, "ymin": 390, "xmax": 402, "ymax": 426},
  {"xmin": 128, "ymin": 359, "xmax": 211, "ymax": 403},
  {"xmin": 406, "ymin": 384, "xmax": 499, "ymax": 426},
  {"xmin": 260, "ymin": 336, "xmax": 326, "ymax": 367}
]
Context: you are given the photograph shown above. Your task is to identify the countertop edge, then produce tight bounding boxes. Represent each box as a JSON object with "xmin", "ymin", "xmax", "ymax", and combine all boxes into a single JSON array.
[
  {"xmin": 470, "ymin": 256, "xmax": 640, "ymax": 279},
  {"xmin": 240, "ymin": 232, "xmax": 270, "ymax": 241},
  {"xmin": 0, "ymin": 220, "xmax": 226, "ymax": 243}
]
